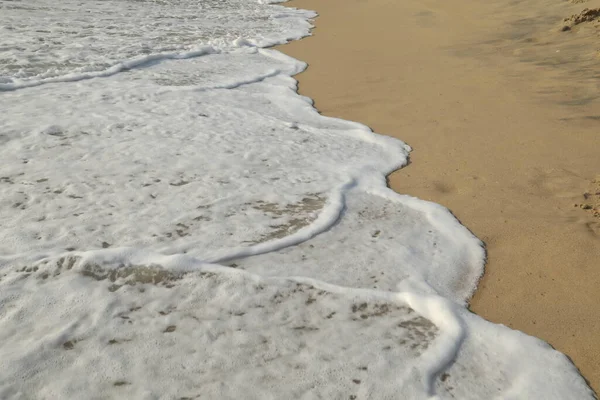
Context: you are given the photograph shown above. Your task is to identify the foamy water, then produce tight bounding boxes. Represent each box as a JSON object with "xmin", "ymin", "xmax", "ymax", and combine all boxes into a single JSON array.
[{"xmin": 0, "ymin": 0, "xmax": 594, "ymax": 398}]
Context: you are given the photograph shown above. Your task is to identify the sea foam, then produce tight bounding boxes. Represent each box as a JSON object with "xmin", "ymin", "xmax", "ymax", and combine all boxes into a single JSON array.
[{"xmin": 0, "ymin": 0, "xmax": 594, "ymax": 398}]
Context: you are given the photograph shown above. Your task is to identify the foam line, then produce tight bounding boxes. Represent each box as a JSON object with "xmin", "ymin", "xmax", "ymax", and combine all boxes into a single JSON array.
[
  {"xmin": 399, "ymin": 290, "xmax": 466, "ymax": 398},
  {"xmin": 193, "ymin": 180, "xmax": 354, "ymax": 264},
  {"xmin": 0, "ymin": 46, "xmax": 218, "ymax": 92}
]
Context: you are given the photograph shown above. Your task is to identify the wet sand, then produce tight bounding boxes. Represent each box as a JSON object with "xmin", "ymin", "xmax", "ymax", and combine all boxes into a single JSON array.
[{"xmin": 279, "ymin": 0, "xmax": 600, "ymax": 392}]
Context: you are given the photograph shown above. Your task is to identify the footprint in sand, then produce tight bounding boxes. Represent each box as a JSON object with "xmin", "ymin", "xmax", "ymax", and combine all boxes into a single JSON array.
[{"xmin": 573, "ymin": 176, "xmax": 600, "ymax": 220}]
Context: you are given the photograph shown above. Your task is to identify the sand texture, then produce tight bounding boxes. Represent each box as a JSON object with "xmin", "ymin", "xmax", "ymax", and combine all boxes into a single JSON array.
[{"xmin": 279, "ymin": 0, "xmax": 600, "ymax": 392}]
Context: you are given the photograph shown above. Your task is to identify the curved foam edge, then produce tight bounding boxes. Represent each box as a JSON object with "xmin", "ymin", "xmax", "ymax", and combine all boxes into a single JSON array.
[
  {"xmin": 0, "ymin": 5, "xmax": 315, "ymax": 93},
  {"xmin": 0, "ymin": 44, "xmax": 310, "ymax": 92},
  {"xmin": 178, "ymin": 179, "xmax": 354, "ymax": 264},
  {"xmin": 0, "ymin": 46, "xmax": 218, "ymax": 92},
  {"xmin": 12, "ymin": 251, "xmax": 592, "ymax": 399}
]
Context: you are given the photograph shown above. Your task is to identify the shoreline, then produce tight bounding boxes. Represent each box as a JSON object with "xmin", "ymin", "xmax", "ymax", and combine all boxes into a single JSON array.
[{"xmin": 278, "ymin": 0, "xmax": 600, "ymax": 392}]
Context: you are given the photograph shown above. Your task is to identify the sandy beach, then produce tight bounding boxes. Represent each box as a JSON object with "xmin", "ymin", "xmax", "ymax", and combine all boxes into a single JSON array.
[{"xmin": 279, "ymin": 0, "xmax": 600, "ymax": 392}]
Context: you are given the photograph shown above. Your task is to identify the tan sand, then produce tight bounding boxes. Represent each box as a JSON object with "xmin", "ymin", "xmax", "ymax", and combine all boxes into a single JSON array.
[{"xmin": 278, "ymin": 0, "xmax": 600, "ymax": 392}]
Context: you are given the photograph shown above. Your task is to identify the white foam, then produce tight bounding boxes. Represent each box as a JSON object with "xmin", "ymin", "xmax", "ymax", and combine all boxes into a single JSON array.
[
  {"xmin": 0, "ymin": 0, "xmax": 594, "ymax": 398},
  {"xmin": 0, "ymin": 46, "xmax": 218, "ymax": 91},
  {"xmin": 0, "ymin": 0, "xmax": 314, "ymax": 89},
  {"xmin": 0, "ymin": 255, "xmax": 592, "ymax": 399}
]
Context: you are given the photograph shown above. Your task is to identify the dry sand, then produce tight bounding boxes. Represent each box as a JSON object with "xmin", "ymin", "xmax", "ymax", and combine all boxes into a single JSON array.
[{"xmin": 279, "ymin": 0, "xmax": 600, "ymax": 393}]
